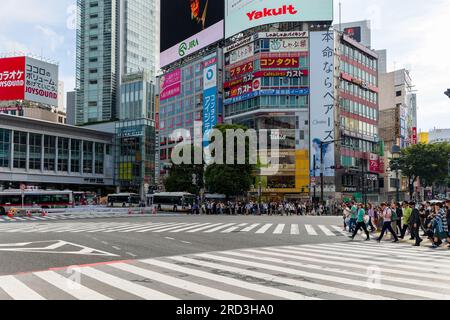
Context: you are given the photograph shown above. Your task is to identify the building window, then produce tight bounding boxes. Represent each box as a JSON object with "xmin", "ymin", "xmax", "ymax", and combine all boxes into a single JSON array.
[
  {"xmin": 13, "ymin": 131, "xmax": 27, "ymax": 169},
  {"xmin": 58, "ymin": 137, "xmax": 69, "ymax": 172},
  {"xmin": 44, "ymin": 136, "xmax": 56, "ymax": 171},
  {"xmin": 71, "ymin": 139, "xmax": 81, "ymax": 173},
  {"xmin": 396, "ymin": 91, "xmax": 402, "ymax": 97},
  {"xmin": 95, "ymin": 143, "xmax": 104, "ymax": 174},
  {"xmin": 0, "ymin": 128, "xmax": 11, "ymax": 168},
  {"xmin": 83, "ymin": 141, "xmax": 93, "ymax": 173},
  {"xmin": 29, "ymin": 133, "xmax": 42, "ymax": 170}
]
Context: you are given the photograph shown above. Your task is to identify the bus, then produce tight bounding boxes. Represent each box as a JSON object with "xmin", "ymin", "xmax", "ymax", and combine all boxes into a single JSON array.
[
  {"xmin": 73, "ymin": 191, "xmax": 97, "ymax": 206},
  {"xmin": 0, "ymin": 189, "xmax": 73, "ymax": 215},
  {"xmin": 107, "ymin": 193, "xmax": 141, "ymax": 207},
  {"xmin": 148, "ymin": 192, "xmax": 196, "ymax": 212}
]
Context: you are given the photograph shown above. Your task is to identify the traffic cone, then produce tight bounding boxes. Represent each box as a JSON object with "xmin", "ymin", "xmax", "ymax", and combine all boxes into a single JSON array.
[{"xmin": 7, "ymin": 211, "xmax": 13, "ymax": 218}]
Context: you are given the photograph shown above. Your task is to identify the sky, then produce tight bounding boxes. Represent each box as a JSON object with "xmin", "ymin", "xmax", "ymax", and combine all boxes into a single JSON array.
[{"xmin": 0, "ymin": 0, "xmax": 449, "ymax": 131}]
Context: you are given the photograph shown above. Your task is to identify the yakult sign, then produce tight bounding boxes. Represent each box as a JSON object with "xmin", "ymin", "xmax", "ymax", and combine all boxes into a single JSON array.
[
  {"xmin": 225, "ymin": 0, "xmax": 333, "ymax": 39},
  {"xmin": 0, "ymin": 56, "xmax": 58, "ymax": 106}
]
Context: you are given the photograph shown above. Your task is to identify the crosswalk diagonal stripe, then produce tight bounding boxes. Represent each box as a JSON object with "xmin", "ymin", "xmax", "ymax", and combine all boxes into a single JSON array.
[
  {"xmin": 85, "ymin": 223, "xmax": 137, "ymax": 233},
  {"xmin": 168, "ymin": 223, "xmax": 207, "ymax": 233},
  {"xmin": 186, "ymin": 223, "xmax": 223, "ymax": 233},
  {"xmin": 117, "ymin": 224, "xmax": 163, "ymax": 233},
  {"xmin": 240, "ymin": 223, "xmax": 260, "ymax": 232},
  {"xmin": 221, "ymin": 223, "xmax": 248, "ymax": 233},
  {"xmin": 255, "ymin": 224, "xmax": 273, "ymax": 234},
  {"xmin": 102, "ymin": 224, "xmax": 151, "ymax": 233},
  {"xmin": 135, "ymin": 223, "xmax": 182, "ymax": 233},
  {"xmin": 203, "ymin": 223, "xmax": 236, "ymax": 233},
  {"xmin": 318, "ymin": 225, "xmax": 334, "ymax": 236},
  {"xmin": 110, "ymin": 263, "xmax": 251, "ymax": 300},
  {"xmin": 145, "ymin": 257, "xmax": 318, "ymax": 300},
  {"xmin": 273, "ymin": 224, "xmax": 285, "ymax": 234},
  {"xmin": 305, "ymin": 225, "xmax": 318, "ymax": 235},
  {"xmin": 342, "ymin": 242, "xmax": 450, "ymax": 259},
  {"xmin": 152, "ymin": 223, "xmax": 194, "ymax": 233},
  {"xmin": 0, "ymin": 276, "xmax": 46, "ymax": 300},
  {"xmin": 220, "ymin": 251, "xmax": 450, "ymax": 300},
  {"xmin": 241, "ymin": 248, "xmax": 450, "ymax": 292},
  {"xmin": 290, "ymin": 224, "xmax": 300, "ymax": 235},
  {"xmin": 331, "ymin": 225, "xmax": 348, "ymax": 236},
  {"xmin": 34, "ymin": 271, "xmax": 111, "ymax": 300},
  {"xmin": 194, "ymin": 253, "xmax": 392, "ymax": 300},
  {"xmin": 79, "ymin": 267, "xmax": 178, "ymax": 300}
]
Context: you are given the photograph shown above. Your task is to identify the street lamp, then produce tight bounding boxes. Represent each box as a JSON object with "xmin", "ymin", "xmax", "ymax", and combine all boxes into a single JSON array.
[{"xmin": 391, "ymin": 145, "xmax": 401, "ymax": 203}]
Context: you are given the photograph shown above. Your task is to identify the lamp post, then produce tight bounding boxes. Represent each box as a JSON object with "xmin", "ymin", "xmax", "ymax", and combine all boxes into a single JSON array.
[{"xmin": 391, "ymin": 145, "xmax": 401, "ymax": 203}]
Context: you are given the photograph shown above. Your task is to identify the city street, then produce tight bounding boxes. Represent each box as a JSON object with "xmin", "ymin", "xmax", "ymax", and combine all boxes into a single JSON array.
[{"xmin": 0, "ymin": 213, "xmax": 449, "ymax": 300}]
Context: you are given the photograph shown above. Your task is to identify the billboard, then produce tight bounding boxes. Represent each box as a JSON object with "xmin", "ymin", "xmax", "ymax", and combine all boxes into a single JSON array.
[
  {"xmin": 310, "ymin": 31, "xmax": 335, "ymax": 178},
  {"xmin": 0, "ymin": 56, "xmax": 58, "ymax": 106},
  {"xmin": 203, "ymin": 54, "xmax": 218, "ymax": 147},
  {"xmin": 344, "ymin": 26, "xmax": 362, "ymax": 43},
  {"xmin": 160, "ymin": 0, "xmax": 225, "ymax": 68},
  {"xmin": 159, "ymin": 69, "xmax": 182, "ymax": 101},
  {"xmin": 225, "ymin": 0, "xmax": 333, "ymax": 39}
]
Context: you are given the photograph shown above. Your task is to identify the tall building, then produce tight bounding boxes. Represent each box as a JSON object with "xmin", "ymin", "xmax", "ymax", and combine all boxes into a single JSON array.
[{"xmin": 75, "ymin": 0, "xmax": 159, "ymax": 125}]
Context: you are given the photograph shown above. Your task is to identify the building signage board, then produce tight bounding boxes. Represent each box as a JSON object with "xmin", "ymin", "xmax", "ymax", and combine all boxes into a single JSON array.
[
  {"xmin": 229, "ymin": 43, "xmax": 254, "ymax": 65},
  {"xmin": 269, "ymin": 38, "xmax": 308, "ymax": 52},
  {"xmin": 0, "ymin": 56, "xmax": 26, "ymax": 101},
  {"xmin": 260, "ymin": 55, "xmax": 300, "ymax": 69},
  {"xmin": 224, "ymin": 88, "xmax": 309, "ymax": 105},
  {"xmin": 159, "ymin": 69, "xmax": 182, "ymax": 101},
  {"xmin": 257, "ymin": 31, "xmax": 309, "ymax": 39},
  {"xmin": 225, "ymin": 0, "xmax": 333, "ymax": 39},
  {"xmin": 310, "ymin": 31, "xmax": 335, "ymax": 178},
  {"xmin": 203, "ymin": 54, "xmax": 218, "ymax": 147}
]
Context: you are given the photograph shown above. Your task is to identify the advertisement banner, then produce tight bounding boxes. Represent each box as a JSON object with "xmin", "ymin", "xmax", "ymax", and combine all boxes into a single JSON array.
[
  {"xmin": 228, "ymin": 43, "xmax": 254, "ymax": 65},
  {"xmin": 253, "ymin": 69, "xmax": 309, "ymax": 78},
  {"xmin": 260, "ymin": 56, "xmax": 300, "ymax": 69},
  {"xmin": 369, "ymin": 154, "xmax": 379, "ymax": 173},
  {"xmin": 310, "ymin": 31, "xmax": 335, "ymax": 177},
  {"xmin": 224, "ymin": 87, "xmax": 309, "ymax": 105},
  {"xmin": 159, "ymin": 69, "xmax": 182, "ymax": 101},
  {"xmin": 24, "ymin": 57, "xmax": 59, "ymax": 106},
  {"xmin": 269, "ymin": 38, "xmax": 308, "ymax": 52},
  {"xmin": 160, "ymin": 20, "xmax": 224, "ymax": 68},
  {"xmin": 225, "ymin": 0, "xmax": 333, "ymax": 39},
  {"xmin": 203, "ymin": 55, "xmax": 218, "ymax": 147},
  {"xmin": 0, "ymin": 57, "xmax": 26, "ymax": 101},
  {"xmin": 412, "ymin": 127, "xmax": 417, "ymax": 145},
  {"xmin": 229, "ymin": 61, "xmax": 254, "ymax": 79},
  {"xmin": 257, "ymin": 31, "xmax": 309, "ymax": 39}
]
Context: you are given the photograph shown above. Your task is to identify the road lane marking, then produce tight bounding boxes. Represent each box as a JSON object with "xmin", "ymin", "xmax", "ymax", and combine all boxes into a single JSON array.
[
  {"xmin": 290, "ymin": 224, "xmax": 300, "ymax": 235},
  {"xmin": 240, "ymin": 223, "xmax": 260, "ymax": 232},
  {"xmin": 34, "ymin": 271, "xmax": 111, "ymax": 300},
  {"xmin": 186, "ymin": 223, "xmax": 223, "ymax": 233},
  {"xmin": 170, "ymin": 223, "xmax": 211, "ymax": 233},
  {"xmin": 111, "ymin": 263, "xmax": 251, "ymax": 300},
  {"xmin": 273, "ymin": 224, "xmax": 285, "ymax": 234},
  {"xmin": 255, "ymin": 224, "xmax": 273, "ymax": 234},
  {"xmin": 221, "ymin": 223, "xmax": 248, "ymax": 233},
  {"xmin": 0, "ymin": 276, "xmax": 45, "ymax": 300},
  {"xmin": 305, "ymin": 225, "xmax": 318, "ymax": 236},
  {"xmin": 135, "ymin": 223, "xmax": 182, "ymax": 233},
  {"xmin": 152, "ymin": 223, "xmax": 194, "ymax": 233},
  {"xmin": 318, "ymin": 225, "xmax": 334, "ymax": 236},
  {"xmin": 203, "ymin": 223, "xmax": 236, "ymax": 233}
]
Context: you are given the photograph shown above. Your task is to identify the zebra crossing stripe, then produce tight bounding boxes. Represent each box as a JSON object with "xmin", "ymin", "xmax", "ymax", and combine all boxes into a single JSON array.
[
  {"xmin": 203, "ymin": 223, "xmax": 236, "ymax": 233},
  {"xmin": 145, "ymin": 257, "xmax": 318, "ymax": 300},
  {"xmin": 344, "ymin": 242, "xmax": 450, "ymax": 259},
  {"xmin": 240, "ymin": 223, "xmax": 260, "ymax": 232},
  {"xmin": 195, "ymin": 253, "xmax": 392, "ymax": 300},
  {"xmin": 117, "ymin": 224, "xmax": 163, "ymax": 233},
  {"xmin": 273, "ymin": 224, "xmax": 285, "ymax": 234},
  {"xmin": 135, "ymin": 223, "xmax": 182, "ymax": 233},
  {"xmin": 111, "ymin": 263, "xmax": 251, "ymax": 300},
  {"xmin": 0, "ymin": 276, "xmax": 45, "ymax": 300},
  {"xmin": 79, "ymin": 267, "xmax": 178, "ymax": 300},
  {"xmin": 290, "ymin": 224, "xmax": 300, "ymax": 235},
  {"xmin": 33, "ymin": 271, "xmax": 111, "ymax": 300},
  {"xmin": 221, "ymin": 223, "xmax": 248, "ymax": 233},
  {"xmin": 168, "ymin": 223, "xmax": 206, "ymax": 233},
  {"xmin": 331, "ymin": 225, "xmax": 347, "ymax": 236},
  {"xmin": 305, "ymin": 225, "xmax": 318, "ymax": 235},
  {"xmin": 102, "ymin": 224, "xmax": 150, "ymax": 233},
  {"xmin": 255, "ymin": 224, "xmax": 273, "ymax": 234},
  {"xmin": 152, "ymin": 223, "xmax": 194, "ymax": 233},
  {"xmin": 186, "ymin": 223, "xmax": 223, "ymax": 233},
  {"xmin": 318, "ymin": 225, "xmax": 334, "ymax": 236},
  {"xmin": 243, "ymin": 248, "xmax": 450, "ymax": 292},
  {"xmin": 13, "ymin": 217, "xmax": 26, "ymax": 221}
]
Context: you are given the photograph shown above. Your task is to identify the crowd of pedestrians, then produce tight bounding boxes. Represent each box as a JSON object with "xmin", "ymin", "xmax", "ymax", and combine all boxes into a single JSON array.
[{"xmin": 342, "ymin": 199, "xmax": 450, "ymax": 248}]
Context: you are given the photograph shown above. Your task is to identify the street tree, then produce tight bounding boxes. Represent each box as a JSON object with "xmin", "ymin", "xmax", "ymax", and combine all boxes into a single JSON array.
[{"xmin": 390, "ymin": 142, "xmax": 450, "ymax": 198}]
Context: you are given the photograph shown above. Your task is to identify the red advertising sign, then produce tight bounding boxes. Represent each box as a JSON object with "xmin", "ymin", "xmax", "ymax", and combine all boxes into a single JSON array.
[
  {"xmin": 229, "ymin": 61, "xmax": 253, "ymax": 79},
  {"xmin": 260, "ymin": 56, "xmax": 299, "ymax": 69},
  {"xmin": 160, "ymin": 69, "xmax": 181, "ymax": 101},
  {"xmin": 412, "ymin": 127, "xmax": 417, "ymax": 144},
  {"xmin": 253, "ymin": 69, "xmax": 308, "ymax": 77},
  {"xmin": 0, "ymin": 57, "xmax": 26, "ymax": 101},
  {"xmin": 225, "ymin": 81, "xmax": 253, "ymax": 99}
]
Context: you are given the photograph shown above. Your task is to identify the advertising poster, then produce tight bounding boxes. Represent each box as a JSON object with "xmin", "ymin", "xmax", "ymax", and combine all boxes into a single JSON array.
[
  {"xmin": 159, "ymin": 69, "xmax": 182, "ymax": 101},
  {"xmin": 24, "ymin": 57, "xmax": 59, "ymax": 106},
  {"xmin": 0, "ymin": 56, "xmax": 26, "ymax": 101},
  {"xmin": 203, "ymin": 54, "xmax": 218, "ymax": 147},
  {"xmin": 309, "ymin": 31, "xmax": 335, "ymax": 177}
]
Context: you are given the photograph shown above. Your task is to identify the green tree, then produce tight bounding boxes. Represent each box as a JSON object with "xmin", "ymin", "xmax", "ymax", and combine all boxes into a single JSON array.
[
  {"xmin": 204, "ymin": 124, "xmax": 255, "ymax": 198},
  {"xmin": 390, "ymin": 142, "xmax": 450, "ymax": 198}
]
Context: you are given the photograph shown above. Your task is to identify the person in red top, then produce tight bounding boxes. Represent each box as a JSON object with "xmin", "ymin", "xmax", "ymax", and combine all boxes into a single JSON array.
[{"xmin": 377, "ymin": 203, "xmax": 399, "ymax": 243}]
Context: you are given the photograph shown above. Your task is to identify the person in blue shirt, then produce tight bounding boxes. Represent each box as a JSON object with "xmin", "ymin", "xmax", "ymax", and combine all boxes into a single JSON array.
[{"xmin": 349, "ymin": 203, "xmax": 370, "ymax": 241}]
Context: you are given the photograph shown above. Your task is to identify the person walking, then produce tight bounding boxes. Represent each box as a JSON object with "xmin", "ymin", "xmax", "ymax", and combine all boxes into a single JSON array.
[
  {"xmin": 349, "ymin": 203, "xmax": 370, "ymax": 241},
  {"xmin": 367, "ymin": 203, "xmax": 376, "ymax": 232},
  {"xmin": 400, "ymin": 201, "xmax": 412, "ymax": 239},
  {"xmin": 377, "ymin": 203, "xmax": 399, "ymax": 243},
  {"xmin": 348, "ymin": 201, "xmax": 358, "ymax": 233},
  {"xmin": 409, "ymin": 201, "xmax": 423, "ymax": 246},
  {"xmin": 342, "ymin": 203, "xmax": 352, "ymax": 231},
  {"xmin": 390, "ymin": 202, "xmax": 399, "ymax": 238},
  {"xmin": 431, "ymin": 202, "xmax": 448, "ymax": 248}
]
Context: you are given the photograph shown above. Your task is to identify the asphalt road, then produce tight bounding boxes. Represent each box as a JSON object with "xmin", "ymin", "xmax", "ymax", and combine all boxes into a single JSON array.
[{"xmin": 0, "ymin": 214, "xmax": 345, "ymax": 275}]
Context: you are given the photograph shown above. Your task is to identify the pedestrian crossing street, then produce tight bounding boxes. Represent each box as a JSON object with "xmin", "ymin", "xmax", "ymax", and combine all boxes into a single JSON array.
[
  {"xmin": 0, "ymin": 221, "xmax": 362, "ymax": 237},
  {"xmin": 0, "ymin": 213, "xmax": 156, "ymax": 223},
  {"xmin": 1, "ymin": 241, "xmax": 449, "ymax": 300}
]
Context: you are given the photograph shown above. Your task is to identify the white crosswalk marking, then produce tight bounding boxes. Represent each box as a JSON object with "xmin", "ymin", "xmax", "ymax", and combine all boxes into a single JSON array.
[
  {"xmin": 186, "ymin": 223, "xmax": 223, "ymax": 233},
  {"xmin": 255, "ymin": 223, "xmax": 273, "ymax": 234},
  {"xmin": 203, "ymin": 223, "xmax": 236, "ymax": 233},
  {"xmin": 169, "ymin": 223, "xmax": 207, "ymax": 233},
  {"xmin": 152, "ymin": 223, "xmax": 194, "ymax": 233},
  {"xmin": 318, "ymin": 225, "xmax": 334, "ymax": 236},
  {"xmin": 221, "ymin": 223, "xmax": 248, "ymax": 233},
  {"xmin": 34, "ymin": 271, "xmax": 111, "ymax": 300},
  {"xmin": 273, "ymin": 224, "xmax": 285, "ymax": 234},
  {"xmin": 0, "ymin": 276, "xmax": 45, "ymax": 300},
  {"xmin": 111, "ymin": 263, "xmax": 251, "ymax": 300},
  {"xmin": 331, "ymin": 225, "xmax": 347, "ymax": 236},
  {"xmin": 135, "ymin": 223, "xmax": 181, "ymax": 233},
  {"xmin": 290, "ymin": 224, "xmax": 300, "ymax": 235},
  {"xmin": 305, "ymin": 224, "xmax": 318, "ymax": 235},
  {"xmin": 240, "ymin": 223, "xmax": 260, "ymax": 232}
]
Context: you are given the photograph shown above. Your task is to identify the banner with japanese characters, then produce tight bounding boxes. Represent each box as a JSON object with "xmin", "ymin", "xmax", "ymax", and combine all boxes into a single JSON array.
[
  {"xmin": 0, "ymin": 56, "xmax": 26, "ymax": 101},
  {"xmin": 310, "ymin": 31, "xmax": 335, "ymax": 177},
  {"xmin": 24, "ymin": 57, "xmax": 59, "ymax": 106},
  {"xmin": 203, "ymin": 54, "xmax": 218, "ymax": 148},
  {"xmin": 159, "ymin": 68, "xmax": 182, "ymax": 101}
]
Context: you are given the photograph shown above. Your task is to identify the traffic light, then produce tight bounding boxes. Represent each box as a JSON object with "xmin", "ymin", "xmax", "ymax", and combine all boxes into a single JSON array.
[{"xmin": 445, "ymin": 89, "xmax": 450, "ymax": 99}]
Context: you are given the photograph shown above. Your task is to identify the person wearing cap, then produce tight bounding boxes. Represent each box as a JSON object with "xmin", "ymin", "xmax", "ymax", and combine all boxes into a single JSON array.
[{"xmin": 377, "ymin": 202, "xmax": 399, "ymax": 243}]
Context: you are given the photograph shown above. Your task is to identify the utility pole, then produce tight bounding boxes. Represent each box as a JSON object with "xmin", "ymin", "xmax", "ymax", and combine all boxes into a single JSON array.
[{"xmin": 320, "ymin": 142, "xmax": 324, "ymax": 205}]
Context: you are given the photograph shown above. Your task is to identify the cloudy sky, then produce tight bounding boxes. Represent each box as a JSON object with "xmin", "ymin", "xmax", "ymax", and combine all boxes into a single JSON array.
[{"xmin": 0, "ymin": 0, "xmax": 448, "ymax": 131}]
